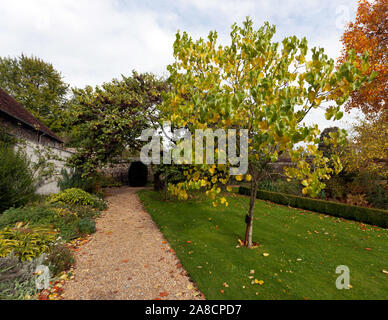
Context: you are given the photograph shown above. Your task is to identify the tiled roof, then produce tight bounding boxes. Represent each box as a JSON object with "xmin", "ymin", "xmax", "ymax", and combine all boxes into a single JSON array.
[{"xmin": 0, "ymin": 87, "xmax": 63, "ymax": 143}]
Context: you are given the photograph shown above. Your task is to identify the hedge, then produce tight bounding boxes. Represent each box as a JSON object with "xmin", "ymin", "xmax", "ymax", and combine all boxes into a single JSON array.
[{"xmin": 239, "ymin": 186, "xmax": 388, "ymax": 228}]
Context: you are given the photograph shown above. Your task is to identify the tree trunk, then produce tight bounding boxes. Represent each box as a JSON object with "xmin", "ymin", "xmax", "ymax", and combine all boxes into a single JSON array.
[
  {"xmin": 244, "ymin": 179, "xmax": 258, "ymax": 248},
  {"xmin": 163, "ymin": 177, "xmax": 169, "ymax": 201}
]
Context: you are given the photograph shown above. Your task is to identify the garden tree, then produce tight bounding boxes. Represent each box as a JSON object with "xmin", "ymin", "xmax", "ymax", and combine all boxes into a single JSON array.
[
  {"xmin": 342, "ymin": 117, "xmax": 388, "ymax": 179},
  {"xmin": 0, "ymin": 54, "xmax": 69, "ymax": 132},
  {"xmin": 160, "ymin": 18, "xmax": 369, "ymax": 248},
  {"xmin": 339, "ymin": 0, "xmax": 387, "ymax": 119},
  {"xmin": 68, "ymin": 71, "xmax": 167, "ymax": 177},
  {"xmin": 318, "ymin": 127, "xmax": 344, "ymax": 158}
]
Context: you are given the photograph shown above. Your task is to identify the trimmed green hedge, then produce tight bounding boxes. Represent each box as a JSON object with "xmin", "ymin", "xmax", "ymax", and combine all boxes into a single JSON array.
[{"xmin": 239, "ymin": 186, "xmax": 388, "ymax": 228}]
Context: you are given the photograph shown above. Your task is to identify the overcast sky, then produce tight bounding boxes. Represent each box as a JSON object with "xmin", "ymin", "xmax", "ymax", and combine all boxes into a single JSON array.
[{"xmin": 0, "ymin": 0, "xmax": 364, "ymax": 130}]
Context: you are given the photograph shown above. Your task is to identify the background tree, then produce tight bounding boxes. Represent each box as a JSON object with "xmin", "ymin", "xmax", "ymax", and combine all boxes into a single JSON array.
[
  {"xmin": 0, "ymin": 54, "xmax": 69, "ymax": 132},
  {"xmin": 339, "ymin": 0, "xmax": 387, "ymax": 119},
  {"xmin": 342, "ymin": 116, "xmax": 388, "ymax": 179},
  {"xmin": 68, "ymin": 71, "xmax": 167, "ymax": 177},
  {"xmin": 160, "ymin": 18, "xmax": 369, "ymax": 248}
]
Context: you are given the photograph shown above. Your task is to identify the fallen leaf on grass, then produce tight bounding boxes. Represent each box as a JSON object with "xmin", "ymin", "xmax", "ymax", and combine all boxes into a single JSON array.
[
  {"xmin": 382, "ymin": 270, "xmax": 388, "ymax": 274},
  {"xmin": 220, "ymin": 289, "xmax": 224, "ymax": 294},
  {"xmin": 222, "ymin": 282, "xmax": 229, "ymax": 288},
  {"xmin": 365, "ymin": 248, "xmax": 372, "ymax": 251},
  {"xmin": 262, "ymin": 253, "xmax": 269, "ymax": 257},
  {"xmin": 254, "ymin": 279, "xmax": 264, "ymax": 285}
]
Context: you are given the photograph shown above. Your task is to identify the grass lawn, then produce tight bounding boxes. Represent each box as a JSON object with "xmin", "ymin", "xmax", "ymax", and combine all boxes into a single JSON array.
[{"xmin": 138, "ymin": 190, "xmax": 388, "ymax": 300}]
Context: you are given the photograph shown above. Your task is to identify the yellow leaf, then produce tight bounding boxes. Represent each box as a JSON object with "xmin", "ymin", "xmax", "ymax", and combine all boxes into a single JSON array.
[{"xmin": 262, "ymin": 253, "xmax": 269, "ymax": 257}]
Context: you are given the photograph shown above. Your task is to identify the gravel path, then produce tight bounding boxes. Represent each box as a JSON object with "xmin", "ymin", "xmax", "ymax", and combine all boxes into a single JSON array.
[{"xmin": 62, "ymin": 187, "xmax": 204, "ymax": 300}]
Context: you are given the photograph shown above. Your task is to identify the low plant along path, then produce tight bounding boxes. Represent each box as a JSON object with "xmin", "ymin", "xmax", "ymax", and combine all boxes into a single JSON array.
[{"xmin": 62, "ymin": 187, "xmax": 203, "ymax": 300}]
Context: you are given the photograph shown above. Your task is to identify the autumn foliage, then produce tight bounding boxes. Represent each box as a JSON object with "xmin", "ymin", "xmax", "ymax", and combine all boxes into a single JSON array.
[{"xmin": 339, "ymin": 0, "xmax": 387, "ymax": 119}]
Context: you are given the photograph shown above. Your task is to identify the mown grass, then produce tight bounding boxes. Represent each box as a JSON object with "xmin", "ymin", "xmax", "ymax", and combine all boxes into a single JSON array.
[{"xmin": 138, "ymin": 190, "xmax": 388, "ymax": 300}]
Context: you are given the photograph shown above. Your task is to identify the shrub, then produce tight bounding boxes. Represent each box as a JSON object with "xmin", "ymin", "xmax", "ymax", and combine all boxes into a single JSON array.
[
  {"xmin": 239, "ymin": 186, "xmax": 388, "ymax": 228},
  {"xmin": 57, "ymin": 169, "xmax": 100, "ymax": 194},
  {"xmin": 0, "ymin": 206, "xmax": 58, "ymax": 229},
  {"xmin": 99, "ymin": 175, "xmax": 122, "ymax": 188},
  {"xmin": 0, "ymin": 223, "xmax": 57, "ymax": 261},
  {"xmin": 367, "ymin": 184, "xmax": 388, "ymax": 210},
  {"xmin": 257, "ymin": 179, "xmax": 276, "ymax": 192},
  {"xmin": 45, "ymin": 244, "xmax": 74, "ymax": 276},
  {"xmin": 49, "ymin": 188, "xmax": 106, "ymax": 210},
  {"xmin": 0, "ymin": 127, "xmax": 17, "ymax": 147},
  {"xmin": 0, "ymin": 253, "xmax": 46, "ymax": 300},
  {"xmin": 273, "ymin": 179, "xmax": 302, "ymax": 196},
  {"xmin": 346, "ymin": 193, "xmax": 369, "ymax": 207},
  {"xmin": 0, "ymin": 205, "xmax": 78, "ymax": 241},
  {"xmin": 0, "ymin": 203, "xmax": 101, "ymax": 242},
  {"xmin": 77, "ymin": 217, "xmax": 96, "ymax": 235},
  {"xmin": 0, "ymin": 145, "xmax": 36, "ymax": 213},
  {"xmin": 50, "ymin": 203, "xmax": 100, "ymax": 219},
  {"xmin": 128, "ymin": 161, "xmax": 148, "ymax": 187}
]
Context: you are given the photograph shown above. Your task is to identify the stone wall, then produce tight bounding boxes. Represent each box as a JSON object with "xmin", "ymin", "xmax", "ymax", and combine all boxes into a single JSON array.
[
  {"xmin": 15, "ymin": 140, "xmax": 74, "ymax": 195},
  {"xmin": 101, "ymin": 158, "xmax": 154, "ymax": 185}
]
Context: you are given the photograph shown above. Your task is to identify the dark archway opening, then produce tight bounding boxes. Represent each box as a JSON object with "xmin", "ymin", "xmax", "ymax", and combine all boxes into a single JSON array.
[{"xmin": 128, "ymin": 161, "xmax": 148, "ymax": 187}]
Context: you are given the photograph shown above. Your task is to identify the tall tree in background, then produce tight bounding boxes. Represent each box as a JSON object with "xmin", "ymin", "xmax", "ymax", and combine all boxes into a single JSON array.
[
  {"xmin": 339, "ymin": 0, "xmax": 387, "ymax": 119},
  {"xmin": 343, "ymin": 117, "xmax": 388, "ymax": 179},
  {"xmin": 0, "ymin": 54, "xmax": 69, "ymax": 132},
  {"xmin": 68, "ymin": 71, "xmax": 167, "ymax": 177}
]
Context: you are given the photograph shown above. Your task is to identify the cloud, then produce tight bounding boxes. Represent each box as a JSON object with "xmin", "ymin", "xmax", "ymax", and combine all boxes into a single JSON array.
[{"xmin": 0, "ymin": 0, "xmax": 360, "ymax": 129}]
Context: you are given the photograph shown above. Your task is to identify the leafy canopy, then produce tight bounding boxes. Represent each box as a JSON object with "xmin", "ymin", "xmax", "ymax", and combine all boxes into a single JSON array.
[
  {"xmin": 67, "ymin": 71, "xmax": 167, "ymax": 177},
  {"xmin": 339, "ymin": 0, "xmax": 387, "ymax": 119},
  {"xmin": 0, "ymin": 54, "xmax": 69, "ymax": 132},
  {"xmin": 160, "ymin": 18, "xmax": 369, "ymax": 201},
  {"xmin": 342, "ymin": 117, "xmax": 388, "ymax": 179}
]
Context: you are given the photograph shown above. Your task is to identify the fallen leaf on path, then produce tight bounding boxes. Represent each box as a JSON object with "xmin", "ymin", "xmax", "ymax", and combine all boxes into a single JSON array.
[{"xmin": 159, "ymin": 292, "xmax": 169, "ymax": 297}]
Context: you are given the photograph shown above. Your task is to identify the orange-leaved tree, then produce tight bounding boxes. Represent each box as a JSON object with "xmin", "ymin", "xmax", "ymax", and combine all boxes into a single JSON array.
[{"xmin": 339, "ymin": 0, "xmax": 387, "ymax": 119}]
